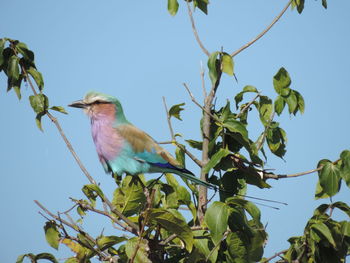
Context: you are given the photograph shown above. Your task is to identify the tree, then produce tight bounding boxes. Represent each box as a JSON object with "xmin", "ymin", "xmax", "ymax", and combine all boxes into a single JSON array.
[{"xmin": 1, "ymin": 0, "xmax": 349, "ymax": 262}]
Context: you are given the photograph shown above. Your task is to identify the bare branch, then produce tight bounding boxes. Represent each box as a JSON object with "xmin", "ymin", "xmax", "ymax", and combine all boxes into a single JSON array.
[
  {"xmin": 183, "ymin": 83, "xmax": 218, "ymax": 121},
  {"xmin": 263, "ymin": 159, "xmax": 341, "ymax": 180},
  {"xmin": 231, "ymin": 0, "xmax": 292, "ymax": 57},
  {"xmin": 186, "ymin": 1, "xmax": 210, "ymax": 56},
  {"xmin": 34, "ymin": 200, "xmax": 110, "ymax": 260},
  {"xmin": 261, "ymin": 249, "xmax": 288, "ymax": 263}
]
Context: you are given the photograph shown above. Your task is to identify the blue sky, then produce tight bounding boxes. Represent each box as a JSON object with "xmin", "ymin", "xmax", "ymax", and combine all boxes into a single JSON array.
[{"xmin": 1, "ymin": 1, "xmax": 349, "ymax": 262}]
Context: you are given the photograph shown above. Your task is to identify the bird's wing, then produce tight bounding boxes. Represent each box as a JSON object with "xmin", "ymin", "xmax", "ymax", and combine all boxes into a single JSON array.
[{"xmin": 116, "ymin": 124, "xmax": 181, "ymax": 167}]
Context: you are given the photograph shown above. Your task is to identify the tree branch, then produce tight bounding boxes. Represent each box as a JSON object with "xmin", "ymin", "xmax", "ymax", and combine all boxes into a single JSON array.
[
  {"xmin": 186, "ymin": 1, "xmax": 210, "ymax": 57},
  {"xmin": 34, "ymin": 200, "xmax": 110, "ymax": 260},
  {"xmin": 162, "ymin": 96, "xmax": 203, "ymax": 167},
  {"xmin": 230, "ymin": 0, "xmax": 292, "ymax": 57},
  {"xmin": 263, "ymin": 159, "xmax": 341, "ymax": 180},
  {"xmin": 261, "ymin": 249, "xmax": 288, "ymax": 262}
]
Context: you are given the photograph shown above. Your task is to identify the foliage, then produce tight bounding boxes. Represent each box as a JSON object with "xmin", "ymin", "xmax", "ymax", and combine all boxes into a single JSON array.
[{"xmin": 2, "ymin": 1, "xmax": 349, "ymax": 263}]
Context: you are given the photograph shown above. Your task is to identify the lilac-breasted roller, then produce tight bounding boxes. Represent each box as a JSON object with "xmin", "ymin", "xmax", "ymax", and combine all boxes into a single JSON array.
[{"xmin": 69, "ymin": 91, "xmax": 214, "ymax": 188}]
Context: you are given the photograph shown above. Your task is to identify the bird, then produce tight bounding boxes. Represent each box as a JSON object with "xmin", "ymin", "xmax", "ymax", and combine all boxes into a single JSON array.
[{"xmin": 68, "ymin": 91, "xmax": 214, "ymax": 188}]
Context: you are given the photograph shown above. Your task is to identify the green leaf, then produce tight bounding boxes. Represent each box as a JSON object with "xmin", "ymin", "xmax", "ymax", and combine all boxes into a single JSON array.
[
  {"xmin": 315, "ymin": 180, "xmax": 330, "ymax": 199},
  {"xmin": 0, "ymin": 38, "xmax": 5, "ymax": 66},
  {"xmin": 175, "ymin": 144, "xmax": 185, "ymax": 166},
  {"xmin": 167, "ymin": 0, "xmax": 179, "ymax": 16},
  {"xmin": 125, "ymin": 237, "xmax": 151, "ymax": 263},
  {"xmin": 221, "ymin": 53, "xmax": 234, "ymax": 76},
  {"xmin": 332, "ymin": 201, "xmax": 350, "ymax": 217},
  {"xmin": 191, "ymin": 230, "xmax": 218, "ymax": 263},
  {"xmin": 44, "ymin": 221, "xmax": 60, "ymax": 250},
  {"xmin": 185, "ymin": 139, "xmax": 202, "ymax": 150},
  {"xmin": 259, "ymin": 96, "xmax": 273, "ymax": 125},
  {"xmin": 223, "ymin": 119, "xmax": 249, "ymax": 142},
  {"xmin": 294, "ymin": 90, "xmax": 305, "ymax": 114},
  {"xmin": 208, "ymin": 51, "xmax": 220, "ymax": 86},
  {"xmin": 322, "ymin": 0, "xmax": 327, "ymax": 9},
  {"xmin": 82, "ymin": 184, "xmax": 105, "ymax": 207},
  {"xmin": 194, "ymin": 0, "xmax": 208, "ymax": 15},
  {"xmin": 226, "ymin": 197, "xmax": 261, "ymax": 222},
  {"xmin": 205, "ymin": 201, "xmax": 230, "ymax": 245},
  {"xmin": 27, "ymin": 67, "xmax": 44, "ymax": 91},
  {"xmin": 311, "ymin": 222, "xmax": 336, "ymax": 247},
  {"xmin": 29, "ymin": 94, "xmax": 49, "ymax": 114},
  {"xmin": 97, "ymin": 235, "xmax": 127, "ymax": 250},
  {"xmin": 7, "ymin": 55, "xmax": 20, "ymax": 80},
  {"xmin": 35, "ymin": 253, "xmax": 59, "ymax": 263},
  {"xmin": 274, "ymin": 95, "xmax": 285, "ymax": 116},
  {"xmin": 50, "ymin": 106, "xmax": 68, "ymax": 114},
  {"xmin": 273, "ymin": 67, "xmax": 291, "ymax": 95},
  {"xmin": 83, "ymin": 184, "xmax": 104, "ymax": 199},
  {"xmin": 16, "ymin": 254, "xmax": 26, "ymax": 263},
  {"xmin": 340, "ymin": 221, "xmax": 350, "ymax": 236},
  {"xmin": 16, "ymin": 42, "xmax": 35, "ymax": 62},
  {"xmin": 169, "ymin": 102, "xmax": 185, "ymax": 121},
  {"xmin": 234, "ymin": 85, "xmax": 257, "ymax": 109},
  {"xmin": 149, "ymin": 208, "xmax": 194, "ymax": 251},
  {"xmin": 113, "ymin": 176, "xmax": 146, "ymax": 217},
  {"xmin": 340, "ymin": 150, "xmax": 350, "ymax": 188},
  {"xmin": 226, "ymin": 231, "xmax": 248, "ymax": 262},
  {"xmin": 286, "ymin": 90, "xmax": 298, "ymax": 114},
  {"xmin": 35, "ymin": 112, "xmax": 45, "ymax": 131},
  {"xmin": 318, "ymin": 160, "xmax": 341, "ymax": 197},
  {"xmin": 203, "ymin": 147, "xmax": 231, "ymax": 174},
  {"xmin": 64, "ymin": 258, "xmax": 79, "ymax": 263}
]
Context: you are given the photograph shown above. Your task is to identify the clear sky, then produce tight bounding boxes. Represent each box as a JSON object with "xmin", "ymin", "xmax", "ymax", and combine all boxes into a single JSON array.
[{"xmin": 1, "ymin": 1, "xmax": 349, "ymax": 262}]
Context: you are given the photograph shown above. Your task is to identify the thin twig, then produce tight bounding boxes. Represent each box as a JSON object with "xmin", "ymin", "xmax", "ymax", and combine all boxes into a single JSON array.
[
  {"xmin": 236, "ymin": 92, "xmax": 261, "ymax": 119},
  {"xmin": 34, "ymin": 200, "xmax": 109, "ymax": 260},
  {"xmin": 162, "ymin": 96, "xmax": 203, "ymax": 167},
  {"xmin": 186, "ymin": 1, "xmax": 210, "ymax": 57},
  {"xmin": 162, "ymin": 97, "xmax": 175, "ymax": 140},
  {"xmin": 263, "ymin": 159, "xmax": 341, "ymax": 180},
  {"xmin": 261, "ymin": 249, "xmax": 288, "ymax": 263},
  {"xmin": 231, "ymin": 0, "xmax": 292, "ymax": 57},
  {"xmin": 183, "ymin": 83, "xmax": 218, "ymax": 121}
]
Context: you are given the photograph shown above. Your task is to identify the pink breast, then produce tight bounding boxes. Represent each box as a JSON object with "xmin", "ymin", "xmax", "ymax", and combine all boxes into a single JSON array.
[{"xmin": 91, "ymin": 113, "xmax": 123, "ymax": 162}]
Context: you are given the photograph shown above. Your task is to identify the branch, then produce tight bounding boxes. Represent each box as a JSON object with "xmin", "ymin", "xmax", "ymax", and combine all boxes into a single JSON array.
[
  {"xmin": 261, "ymin": 249, "xmax": 288, "ymax": 263},
  {"xmin": 162, "ymin": 97, "xmax": 175, "ymax": 140},
  {"xmin": 236, "ymin": 92, "xmax": 261, "ymax": 119},
  {"xmin": 183, "ymin": 83, "xmax": 218, "ymax": 121},
  {"xmin": 162, "ymin": 96, "xmax": 203, "ymax": 167},
  {"xmin": 263, "ymin": 159, "xmax": 341, "ymax": 180},
  {"xmin": 34, "ymin": 200, "xmax": 110, "ymax": 260},
  {"xmin": 186, "ymin": 1, "xmax": 210, "ymax": 56},
  {"xmin": 230, "ymin": 0, "xmax": 292, "ymax": 57}
]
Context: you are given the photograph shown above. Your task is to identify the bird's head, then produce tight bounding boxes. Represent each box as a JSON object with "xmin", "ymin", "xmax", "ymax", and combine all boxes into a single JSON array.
[{"xmin": 69, "ymin": 91, "xmax": 126, "ymax": 121}]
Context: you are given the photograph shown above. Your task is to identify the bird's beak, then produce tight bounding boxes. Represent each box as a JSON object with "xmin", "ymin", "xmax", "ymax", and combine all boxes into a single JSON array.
[{"xmin": 68, "ymin": 100, "xmax": 87, "ymax": 109}]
